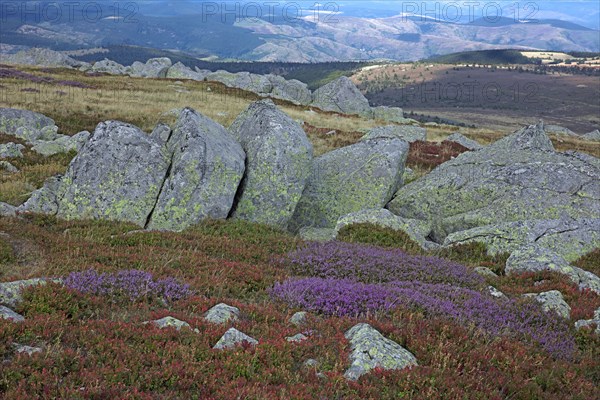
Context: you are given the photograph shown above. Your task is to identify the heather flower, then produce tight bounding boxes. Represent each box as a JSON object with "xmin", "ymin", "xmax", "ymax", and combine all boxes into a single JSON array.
[
  {"xmin": 284, "ymin": 241, "xmax": 484, "ymax": 289},
  {"xmin": 64, "ymin": 269, "xmax": 192, "ymax": 304}
]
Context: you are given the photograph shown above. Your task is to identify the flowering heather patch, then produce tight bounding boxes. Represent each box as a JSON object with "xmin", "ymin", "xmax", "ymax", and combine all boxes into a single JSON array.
[
  {"xmin": 284, "ymin": 241, "xmax": 484, "ymax": 289},
  {"xmin": 64, "ymin": 269, "xmax": 192, "ymax": 304},
  {"xmin": 271, "ymin": 277, "xmax": 576, "ymax": 358}
]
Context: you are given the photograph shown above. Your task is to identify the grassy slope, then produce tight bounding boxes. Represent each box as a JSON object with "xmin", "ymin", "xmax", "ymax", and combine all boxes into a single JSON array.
[{"xmin": 0, "ymin": 65, "xmax": 599, "ymax": 399}]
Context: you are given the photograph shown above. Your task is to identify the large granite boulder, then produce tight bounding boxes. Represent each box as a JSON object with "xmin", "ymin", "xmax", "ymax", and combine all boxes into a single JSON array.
[
  {"xmin": 129, "ymin": 58, "xmax": 172, "ymax": 78},
  {"xmin": 0, "ymin": 108, "xmax": 59, "ymax": 142},
  {"xmin": 371, "ymin": 106, "xmax": 406, "ymax": 123},
  {"xmin": 207, "ymin": 71, "xmax": 272, "ymax": 93},
  {"xmin": 444, "ymin": 218, "xmax": 600, "ymax": 262},
  {"xmin": 228, "ymin": 100, "xmax": 312, "ymax": 228},
  {"xmin": 311, "ymin": 76, "xmax": 372, "ymax": 117},
  {"xmin": 91, "ymin": 59, "xmax": 130, "ymax": 75},
  {"xmin": 146, "ymin": 108, "xmax": 245, "ymax": 231},
  {"xmin": 289, "ymin": 138, "xmax": 409, "ymax": 231},
  {"xmin": 2, "ymin": 48, "xmax": 88, "ymax": 68},
  {"xmin": 344, "ymin": 323, "xmax": 417, "ymax": 381},
  {"xmin": 505, "ymin": 244, "xmax": 599, "ymax": 294},
  {"xmin": 265, "ymin": 74, "xmax": 312, "ymax": 105},
  {"xmin": 387, "ymin": 123, "xmax": 600, "ymax": 247},
  {"xmin": 166, "ymin": 62, "xmax": 210, "ymax": 81},
  {"xmin": 361, "ymin": 125, "xmax": 426, "ymax": 143},
  {"xmin": 21, "ymin": 121, "xmax": 170, "ymax": 226}
]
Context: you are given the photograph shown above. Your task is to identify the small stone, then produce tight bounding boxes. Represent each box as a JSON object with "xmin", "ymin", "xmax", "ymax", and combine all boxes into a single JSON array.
[
  {"xmin": 0, "ymin": 305, "xmax": 24, "ymax": 322},
  {"xmin": 302, "ymin": 358, "xmax": 319, "ymax": 368},
  {"xmin": 475, "ymin": 267, "xmax": 498, "ymax": 278},
  {"xmin": 289, "ymin": 311, "xmax": 308, "ymax": 326},
  {"xmin": 203, "ymin": 303, "xmax": 240, "ymax": 325},
  {"xmin": 524, "ymin": 290, "xmax": 571, "ymax": 319},
  {"xmin": 13, "ymin": 343, "xmax": 42, "ymax": 355},
  {"xmin": 213, "ymin": 327, "xmax": 258, "ymax": 350},
  {"xmin": 286, "ymin": 333, "xmax": 308, "ymax": 343},
  {"xmin": 0, "ymin": 161, "xmax": 18, "ymax": 173},
  {"xmin": 488, "ymin": 286, "xmax": 506, "ymax": 298},
  {"xmin": 146, "ymin": 316, "xmax": 195, "ymax": 331}
]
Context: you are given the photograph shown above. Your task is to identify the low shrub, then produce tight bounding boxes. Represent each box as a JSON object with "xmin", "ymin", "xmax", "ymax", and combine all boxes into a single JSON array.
[
  {"xmin": 0, "ymin": 236, "xmax": 14, "ymax": 263},
  {"xmin": 284, "ymin": 241, "xmax": 483, "ymax": 289},
  {"xmin": 63, "ymin": 269, "xmax": 192, "ymax": 305}
]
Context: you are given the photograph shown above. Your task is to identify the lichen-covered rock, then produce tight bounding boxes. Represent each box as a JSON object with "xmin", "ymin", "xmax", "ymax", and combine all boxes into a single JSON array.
[
  {"xmin": 335, "ymin": 209, "xmax": 439, "ymax": 251},
  {"xmin": 91, "ymin": 59, "xmax": 130, "ymax": 75},
  {"xmin": 31, "ymin": 131, "xmax": 90, "ymax": 156},
  {"xmin": 443, "ymin": 218, "xmax": 600, "ymax": 263},
  {"xmin": 488, "ymin": 286, "xmax": 506, "ymax": 298},
  {"xmin": 150, "ymin": 123, "xmax": 171, "ymax": 144},
  {"xmin": 213, "ymin": 328, "xmax": 258, "ymax": 350},
  {"xmin": 48, "ymin": 121, "xmax": 170, "ymax": 226},
  {"xmin": 361, "ymin": 125, "xmax": 426, "ymax": 143},
  {"xmin": 0, "ymin": 142, "xmax": 25, "ymax": 158},
  {"xmin": 146, "ymin": 108, "xmax": 245, "ymax": 231},
  {"xmin": 371, "ymin": 106, "xmax": 406, "ymax": 123},
  {"xmin": 203, "ymin": 303, "xmax": 240, "ymax": 325},
  {"xmin": 582, "ymin": 129, "xmax": 600, "ymax": 141},
  {"xmin": 387, "ymin": 123, "xmax": 600, "ymax": 244},
  {"xmin": 2, "ymin": 48, "xmax": 87, "ymax": 68},
  {"xmin": 475, "ymin": 267, "xmax": 498, "ymax": 278},
  {"xmin": 311, "ymin": 76, "xmax": 372, "ymax": 117},
  {"xmin": 0, "ymin": 160, "xmax": 18, "ymax": 173},
  {"xmin": 402, "ymin": 167, "xmax": 416, "ymax": 183},
  {"xmin": 0, "ymin": 202, "xmax": 17, "ymax": 217},
  {"xmin": 129, "ymin": 58, "xmax": 172, "ymax": 78},
  {"xmin": 298, "ymin": 227, "xmax": 337, "ymax": 242},
  {"xmin": 575, "ymin": 307, "xmax": 600, "ymax": 333},
  {"xmin": 524, "ymin": 290, "xmax": 571, "ymax": 319},
  {"xmin": 207, "ymin": 71, "xmax": 272, "ymax": 93},
  {"xmin": 266, "ymin": 74, "xmax": 312, "ymax": 105},
  {"xmin": 166, "ymin": 62, "xmax": 210, "ymax": 81},
  {"xmin": 343, "ymin": 323, "xmax": 417, "ymax": 381},
  {"xmin": 0, "ymin": 108, "xmax": 59, "ymax": 143},
  {"xmin": 444, "ymin": 133, "xmax": 483, "ymax": 150},
  {"xmin": 289, "ymin": 138, "xmax": 409, "ymax": 231},
  {"xmin": 289, "ymin": 311, "xmax": 308, "ymax": 326},
  {"xmin": 146, "ymin": 316, "xmax": 196, "ymax": 331},
  {"xmin": 0, "ymin": 305, "xmax": 24, "ymax": 322},
  {"xmin": 505, "ymin": 244, "xmax": 600, "ymax": 294},
  {"xmin": 18, "ymin": 176, "xmax": 63, "ymax": 215},
  {"xmin": 228, "ymin": 100, "xmax": 312, "ymax": 228},
  {"xmin": 0, "ymin": 278, "xmax": 49, "ymax": 308}
]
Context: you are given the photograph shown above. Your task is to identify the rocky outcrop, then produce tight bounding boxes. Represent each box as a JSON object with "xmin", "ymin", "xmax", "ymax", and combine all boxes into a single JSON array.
[
  {"xmin": 582, "ymin": 129, "xmax": 600, "ymax": 141},
  {"xmin": 0, "ymin": 202, "xmax": 17, "ymax": 217},
  {"xmin": 207, "ymin": 70, "xmax": 272, "ymax": 93},
  {"xmin": 0, "ymin": 161, "xmax": 18, "ymax": 173},
  {"xmin": 266, "ymin": 74, "xmax": 312, "ymax": 105},
  {"xmin": 213, "ymin": 328, "xmax": 258, "ymax": 350},
  {"xmin": 129, "ymin": 58, "xmax": 172, "ymax": 78},
  {"xmin": 166, "ymin": 62, "xmax": 210, "ymax": 81},
  {"xmin": 505, "ymin": 244, "xmax": 599, "ymax": 294},
  {"xmin": 91, "ymin": 59, "xmax": 130, "ymax": 75},
  {"xmin": 311, "ymin": 77, "xmax": 372, "ymax": 117},
  {"xmin": 344, "ymin": 323, "xmax": 417, "ymax": 381},
  {"xmin": 289, "ymin": 138, "xmax": 409, "ymax": 231},
  {"xmin": 0, "ymin": 143, "xmax": 24, "ymax": 158},
  {"xmin": 0, "ymin": 108, "xmax": 59, "ymax": 142},
  {"xmin": 444, "ymin": 133, "xmax": 483, "ymax": 150},
  {"xmin": 387, "ymin": 123, "xmax": 600, "ymax": 249},
  {"xmin": 146, "ymin": 108, "xmax": 245, "ymax": 231},
  {"xmin": 0, "ymin": 305, "xmax": 24, "ymax": 322},
  {"xmin": 229, "ymin": 100, "xmax": 312, "ymax": 228},
  {"xmin": 2, "ymin": 48, "xmax": 88, "ymax": 68},
  {"xmin": 524, "ymin": 290, "xmax": 571, "ymax": 319},
  {"xmin": 361, "ymin": 125, "xmax": 426, "ymax": 143}
]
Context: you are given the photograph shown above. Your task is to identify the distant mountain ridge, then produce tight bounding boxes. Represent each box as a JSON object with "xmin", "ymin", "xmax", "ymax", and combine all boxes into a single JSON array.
[{"xmin": 0, "ymin": 2, "xmax": 598, "ymax": 62}]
